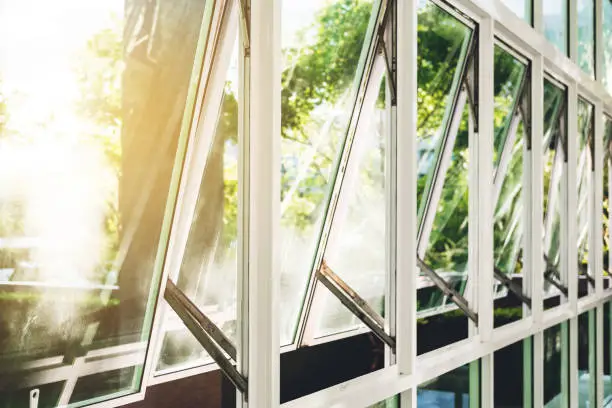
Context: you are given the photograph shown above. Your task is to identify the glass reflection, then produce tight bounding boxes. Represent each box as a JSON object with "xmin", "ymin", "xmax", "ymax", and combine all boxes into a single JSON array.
[
  {"xmin": 494, "ymin": 338, "xmax": 533, "ymax": 407},
  {"xmin": 316, "ymin": 74, "xmax": 387, "ymax": 337},
  {"xmin": 544, "ymin": 322, "xmax": 569, "ymax": 407},
  {"xmin": 543, "ymin": 0, "xmax": 568, "ymax": 55},
  {"xmin": 577, "ymin": 0, "xmax": 595, "ymax": 77},
  {"xmin": 492, "ymin": 46, "xmax": 528, "ymax": 328},
  {"xmin": 416, "ymin": 0, "xmax": 473, "ymax": 318},
  {"xmin": 0, "ymin": 0, "xmax": 209, "ymax": 405},
  {"xmin": 577, "ymin": 99, "xmax": 594, "ymax": 298},
  {"xmin": 501, "ymin": 0, "xmax": 532, "ymax": 23},
  {"xmin": 280, "ymin": 0, "xmax": 379, "ymax": 345},
  {"xmin": 417, "ymin": 362, "xmax": 479, "ymax": 407},
  {"xmin": 604, "ymin": 1, "xmax": 612, "ymax": 94},
  {"xmin": 542, "ymin": 79, "xmax": 566, "ymax": 304},
  {"xmin": 577, "ymin": 310, "xmax": 596, "ymax": 407},
  {"xmin": 156, "ymin": 37, "xmax": 241, "ymax": 372},
  {"xmin": 604, "ymin": 303, "xmax": 612, "ymax": 401}
]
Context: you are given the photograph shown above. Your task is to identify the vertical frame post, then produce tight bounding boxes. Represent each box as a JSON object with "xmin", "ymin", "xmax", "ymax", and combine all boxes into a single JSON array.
[
  {"xmin": 567, "ymin": 82, "xmax": 579, "ymax": 408},
  {"xmin": 569, "ymin": 0, "xmax": 578, "ymax": 63},
  {"xmin": 397, "ymin": 0, "xmax": 418, "ymax": 405},
  {"xmin": 595, "ymin": 0, "xmax": 603, "ymax": 83},
  {"xmin": 595, "ymin": 101, "xmax": 605, "ymax": 296},
  {"xmin": 533, "ymin": 0, "xmax": 543, "ymax": 31},
  {"xmin": 248, "ymin": 0, "xmax": 280, "ymax": 406},
  {"xmin": 477, "ymin": 16, "xmax": 495, "ymax": 408}
]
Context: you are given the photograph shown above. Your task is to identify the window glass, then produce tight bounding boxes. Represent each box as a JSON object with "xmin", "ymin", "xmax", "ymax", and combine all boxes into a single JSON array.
[
  {"xmin": 492, "ymin": 45, "xmax": 528, "ymax": 328},
  {"xmin": 155, "ymin": 36, "xmax": 240, "ymax": 373},
  {"xmin": 501, "ymin": 0, "xmax": 532, "ymax": 23},
  {"xmin": 603, "ymin": 0, "xmax": 612, "ymax": 93},
  {"xmin": 544, "ymin": 322, "xmax": 569, "ymax": 406},
  {"xmin": 604, "ymin": 302, "xmax": 612, "ymax": 400},
  {"xmin": 0, "ymin": 0, "xmax": 209, "ymax": 405},
  {"xmin": 577, "ymin": 99, "xmax": 594, "ymax": 298},
  {"xmin": 543, "ymin": 0, "xmax": 568, "ymax": 55},
  {"xmin": 280, "ymin": 0, "xmax": 380, "ymax": 346},
  {"xmin": 417, "ymin": 362, "xmax": 480, "ymax": 407},
  {"xmin": 577, "ymin": 0, "xmax": 595, "ymax": 77},
  {"xmin": 542, "ymin": 79, "xmax": 567, "ymax": 307},
  {"xmin": 368, "ymin": 395, "xmax": 399, "ymax": 408},
  {"xmin": 494, "ymin": 338, "xmax": 533, "ymax": 407},
  {"xmin": 577, "ymin": 310, "xmax": 596, "ymax": 407},
  {"xmin": 416, "ymin": 1, "xmax": 473, "ymax": 333},
  {"xmin": 314, "ymin": 73, "xmax": 387, "ymax": 337}
]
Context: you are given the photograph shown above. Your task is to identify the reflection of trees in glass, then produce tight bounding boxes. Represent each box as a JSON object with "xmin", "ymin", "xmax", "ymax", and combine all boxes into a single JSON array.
[
  {"xmin": 577, "ymin": 99, "xmax": 594, "ymax": 282},
  {"xmin": 492, "ymin": 46, "xmax": 527, "ymax": 278}
]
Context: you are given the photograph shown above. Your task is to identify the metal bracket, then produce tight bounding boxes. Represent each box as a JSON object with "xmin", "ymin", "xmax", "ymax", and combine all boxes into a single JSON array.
[
  {"xmin": 544, "ymin": 267, "xmax": 569, "ymax": 297},
  {"xmin": 417, "ymin": 258, "xmax": 478, "ymax": 325},
  {"xmin": 317, "ymin": 261, "xmax": 396, "ymax": 350},
  {"xmin": 493, "ymin": 267, "xmax": 532, "ymax": 308},
  {"xmin": 377, "ymin": 37, "xmax": 396, "ymax": 106},
  {"xmin": 239, "ymin": 0, "xmax": 250, "ymax": 55},
  {"xmin": 165, "ymin": 279, "xmax": 248, "ymax": 396}
]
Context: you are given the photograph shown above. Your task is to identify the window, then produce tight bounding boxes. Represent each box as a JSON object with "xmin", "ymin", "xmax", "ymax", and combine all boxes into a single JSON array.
[
  {"xmin": 417, "ymin": 362, "xmax": 480, "ymax": 407},
  {"xmin": 0, "ymin": 0, "xmax": 212, "ymax": 405},
  {"xmin": 577, "ymin": 98, "xmax": 594, "ymax": 298},
  {"xmin": 544, "ymin": 322, "xmax": 569, "ymax": 406},
  {"xmin": 543, "ymin": 0, "xmax": 569, "ymax": 55},
  {"xmin": 542, "ymin": 78, "xmax": 567, "ymax": 308},
  {"xmin": 492, "ymin": 44, "xmax": 529, "ymax": 328},
  {"xmin": 279, "ymin": 0, "xmax": 381, "ymax": 346},
  {"xmin": 605, "ymin": 116, "xmax": 612, "ymax": 288},
  {"xmin": 501, "ymin": 0, "xmax": 532, "ymax": 24},
  {"xmin": 416, "ymin": 2, "xmax": 475, "ymax": 353},
  {"xmin": 494, "ymin": 338, "xmax": 533, "ymax": 407},
  {"xmin": 603, "ymin": 1, "xmax": 612, "ymax": 93},
  {"xmin": 577, "ymin": 0, "xmax": 595, "ymax": 77},
  {"xmin": 577, "ymin": 310, "xmax": 596, "ymax": 407}
]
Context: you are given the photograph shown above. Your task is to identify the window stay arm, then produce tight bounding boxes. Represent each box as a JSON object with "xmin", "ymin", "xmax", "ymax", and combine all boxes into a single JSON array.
[
  {"xmin": 165, "ymin": 280, "xmax": 247, "ymax": 395},
  {"xmin": 493, "ymin": 267, "xmax": 532, "ymax": 308},
  {"xmin": 317, "ymin": 261, "xmax": 396, "ymax": 350},
  {"xmin": 417, "ymin": 258, "xmax": 478, "ymax": 325}
]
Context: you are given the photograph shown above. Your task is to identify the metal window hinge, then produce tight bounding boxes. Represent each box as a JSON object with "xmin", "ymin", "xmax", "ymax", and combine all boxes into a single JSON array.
[
  {"xmin": 493, "ymin": 268, "xmax": 532, "ymax": 308},
  {"xmin": 317, "ymin": 261, "xmax": 396, "ymax": 350},
  {"xmin": 239, "ymin": 0, "xmax": 250, "ymax": 56},
  {"xmin": 417, "ymin": 258, "xmax": 478, "ymax": 325},
  {"xmin": 377, "ymin": 38, "xmax": 397, "ymax": 106},
  {"xmin": 165, "ymin": 279, "xmax": 248, "ymax": 397}
]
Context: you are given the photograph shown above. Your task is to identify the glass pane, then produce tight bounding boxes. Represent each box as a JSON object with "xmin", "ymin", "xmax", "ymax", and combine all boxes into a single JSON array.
[
  {"xmin": 416, "ymin": 2, "xmax": 472, "ymax": 220},
  {"xmin": 418, "ymin": 362, "xmax": 480, "ymax": 407},
  {"xmin": 604, "ymin": 302, "xmax": 612, "ymax": 401},
  {"xmin": 544, "ymin": 322, "xmax": 569, "ymax": 407},
  {"xmin": 0, "ymin": 0, "xmax": 209, "ymax": 405},
  {"xmin": 604, "ymin": 1, "xmax": 612, "ymax": 94},
  {"xmin": 155, "ymin": 37, "xmax": 240, "ymax": 373},
  {"xmin": 315, "ymin": 74, "xmax": 387, "ymax": 337},
  {"xmin": 280, "ymin": 0, "xmax": 380, "ymax": 346},
  {"xmin": 577, "ymin": 310, "xmax": 596, "ymax": 407},
  {"xmin": 577, "ymin": 0, "xmax": 595, "ymax": 77},
  {"xmin": 368, "ymin": 395, "xmax": 399, "ymax": 408},
  {"xmin": 501, "ymin": 0, "xmax": 532, "ymax": 23},
  {"xmin": 494, "ymin": 338, "xmax": 533, "ymax": 407},
  {"xmin": 542, "ymin": 79, "xmax": 566, "ymax": 305},
  {"xmin": 492, "ymin": 46, "xmax": 528, "ymax": 328},
  {"xmin": 418, "ymin": 103, "xmax": 470, "ymax": 354},
  {"xmin": 577, "ymin": 99, "xmax": 594, "ymax": 298},
  {"xmin": 543, "ymin": 0, "xmax": 568, "ymax": 55}
]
